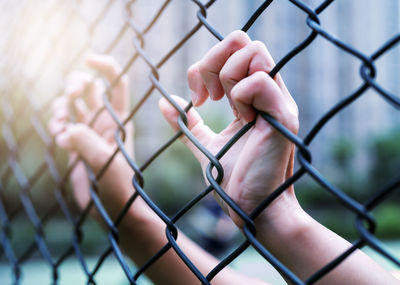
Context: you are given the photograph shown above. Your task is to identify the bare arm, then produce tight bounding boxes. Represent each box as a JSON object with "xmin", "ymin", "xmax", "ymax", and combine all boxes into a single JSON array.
[
  {"xmin": 158, "ymin": 30, "xmax": 398, "ymax": 284},
  {"xmin": 48, "ymin": 54, "xmax": 267, "ymax": 285},
  {"xmin": 49, "ymin": 34, "xmax": 398, "ymax": 284}
]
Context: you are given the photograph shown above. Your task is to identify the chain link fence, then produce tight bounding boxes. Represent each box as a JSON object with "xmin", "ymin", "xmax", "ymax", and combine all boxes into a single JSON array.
[{"xmin": 1, "ymin": 0, "xmax": 399, "ymax": 284}]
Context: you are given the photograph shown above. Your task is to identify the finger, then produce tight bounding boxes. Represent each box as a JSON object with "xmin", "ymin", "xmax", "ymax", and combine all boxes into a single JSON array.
[
  {"xmin": 73, "ymin": 98, "xmax": 89, "ymax": 122},
  {"xmin": 230, "ymin": 71, "xmax": 298, "ymax": 133},
  {"xmin": 65, "ymin": 71, "xmax": 104, "ymax": 112},
  {"xmin": 158, "ymin": 95, "xmax": 215, "ymax": 163},
  {"xmin": 219, "ymin": 40, "xmax": 291, "ymax": 103},
  {"xmin": 219, "ymin": 40, "xmax": 275, "ymax": 97},
  {"xmin": 51, "ymin": 96, "xmax": 70, "ymax": 121},
  {"xmin": 65, "ymin": 71, "xmax": 93, "ymax": 97},
  {"xmin": 48, "ymin": 117, "xmax": 66, "ymax": 136},
  {"xmin": 85, "ymin": 54, "xmax": 129, "ymax": 113},
  {"xmin": 55, "ymin": 123, "xmax": 114, "ymax": 173},
  {"xmin": 187, "ymin": 62, "xmax": 209, "ymax": 107},
  {"xmin": 70, "ymin": 161, "xmax": 91, "ymax": 209},
  {"xmin": 195, "ymin": 30, "xmax": 251, "ymax": 102},
  {"xmin": 86, "ymin": 78, "xmax": 104, "ymax": 111},
  {"xmin": 85, "ymin": 54, "xmax": 121, "ymax": 83}
]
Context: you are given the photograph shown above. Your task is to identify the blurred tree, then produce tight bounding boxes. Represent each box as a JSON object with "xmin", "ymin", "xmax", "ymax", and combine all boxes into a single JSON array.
[{"xmin": 369, "ymin": 129, "xmax": 400, "ymax": 195}]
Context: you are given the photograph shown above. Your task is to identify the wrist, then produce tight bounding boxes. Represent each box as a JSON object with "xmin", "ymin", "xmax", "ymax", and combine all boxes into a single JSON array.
[{"xmin": 253, "ymin": 188, "xmax": 310, "ymax": 244}]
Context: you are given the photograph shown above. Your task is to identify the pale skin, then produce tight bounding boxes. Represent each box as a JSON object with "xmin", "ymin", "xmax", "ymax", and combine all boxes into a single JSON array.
[{"xmin": 48, "ymin": 31, "xmax": 399, "ymax": 284}]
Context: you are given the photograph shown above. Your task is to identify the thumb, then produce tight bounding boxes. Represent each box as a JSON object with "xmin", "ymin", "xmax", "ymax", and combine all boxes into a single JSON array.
[
  {"xmin": 56, "ymin": 123, "xmax": 114, "ymax": 174},
  {"xmin": 158, "ymin": 95, "xmax": 215, "ymax": 164}
]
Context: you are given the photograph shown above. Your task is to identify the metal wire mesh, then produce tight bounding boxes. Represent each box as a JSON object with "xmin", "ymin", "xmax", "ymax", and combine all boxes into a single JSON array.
[{"xmin": 1, "ymin": 0, "xmax": 399, "ymax": 284}]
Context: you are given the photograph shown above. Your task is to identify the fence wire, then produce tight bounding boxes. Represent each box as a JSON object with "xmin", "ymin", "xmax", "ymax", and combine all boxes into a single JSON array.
[{"xmin": 0, "ymin": 0, "xmax": 399, "ymax": 284}]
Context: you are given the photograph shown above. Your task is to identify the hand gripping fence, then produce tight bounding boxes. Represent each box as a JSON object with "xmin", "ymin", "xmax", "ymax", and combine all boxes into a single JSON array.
[{"xmin": 1, "ymin": 0, "xmax": 399, "ymax": 284}]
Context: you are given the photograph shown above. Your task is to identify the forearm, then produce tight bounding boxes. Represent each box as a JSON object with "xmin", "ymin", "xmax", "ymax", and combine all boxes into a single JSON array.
[
  {"xmin": 255, "ymin": 190, "xmax": 398, "ymax": 284},
  {"xmin": 88, "ymin": 153, "xmax": 259, "ymax": 284},
  {"xmin": 119, "ymin": 202, "xmax": 267, "ymax": 285}
]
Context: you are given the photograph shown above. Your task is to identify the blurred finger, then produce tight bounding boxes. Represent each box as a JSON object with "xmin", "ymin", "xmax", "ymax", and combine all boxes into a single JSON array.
[
  {"xmin": 73, "ymin": 98, "xmax": 89, "ymax": 122},
  {"xmin": 55, "ymin": 123, "xmax": 114, "ymax": 173},
  {"xmin": 85, "ymin": 54, "xmax": 129, "ymax": 113},
  {"xmin": 85, "ymin": 54, "xmax": 121, "ymax": 83},
  {"xmin": 51, "ymin": 96, "xmax": 70, "ymax": 121},
  {"xmin": 65, "ymin": 71, "xmax": 105, "ymax": 116},
  {"xmin": 65, "ymin": 71, "xmax": 93, "ymax": 97},
  {"xmin": 86, "ymin": 78, "xmax": 104, "ymax": 111},
  {"xmin": 48, "ymin": 118, "xmax": 66, "ymax": 136}
]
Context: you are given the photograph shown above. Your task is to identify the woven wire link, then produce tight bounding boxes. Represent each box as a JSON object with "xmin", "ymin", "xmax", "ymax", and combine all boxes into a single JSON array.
[{"xmin": 0, "ymin": 0, "xmax": 399, "ymax": 284}]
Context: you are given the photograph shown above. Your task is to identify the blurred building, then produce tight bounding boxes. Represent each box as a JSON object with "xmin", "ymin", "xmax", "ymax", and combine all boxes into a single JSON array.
[
  {"xmin": 1, "ymin": 0, "xmax": 399, "ymax": 202},
  {"xmin": 127, "ymin": 0, "xmax": 400, "ymax": 179}
]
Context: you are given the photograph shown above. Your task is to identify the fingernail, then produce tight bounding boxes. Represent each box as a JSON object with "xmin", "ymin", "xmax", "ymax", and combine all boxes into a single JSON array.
[
  {"xmin": 207, "ymin": 88, "xmax": 215, "ymax": 100},
  {"xmin": 233, "ymin": 108, "xmax": 240, "ymax": 120},
  {"xmin": 191, "ymin": 90, "xmax": 199, "ymax": 106},
  {"xmin": 227, "ymin": 97, "xmax": 240, "ymax": 119}
]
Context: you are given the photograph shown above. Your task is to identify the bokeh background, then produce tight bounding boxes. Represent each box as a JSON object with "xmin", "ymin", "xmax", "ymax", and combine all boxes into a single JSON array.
[{"xmin": 0, "ymin": 0, "xmax": 399, "ymax": 284}]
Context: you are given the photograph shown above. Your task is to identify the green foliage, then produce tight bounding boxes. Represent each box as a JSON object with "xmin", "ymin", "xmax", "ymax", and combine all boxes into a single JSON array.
[
  {"xmin": 373, "ymin": 204, "xmax": 400, "ymax": 238},
  {"xmin": 297, "ymin": 132, "xmax": 400, "ymax": 240},
  {"xmin": 296, "ymin": 180, "xmax": 333, "ymax": 207},
  {"xmin": 143, "ymin": 140, "xmax": 204, "ymax": 215},
  {"xmin": 369, "ymin": 129, "xmax": 400, "ymax": 190},
  {"xmin": 331, "ymin": 137, "xmax": 355, "ymax": 169}
]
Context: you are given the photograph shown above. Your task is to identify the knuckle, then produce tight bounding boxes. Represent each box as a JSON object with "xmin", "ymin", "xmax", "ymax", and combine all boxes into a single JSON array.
[
  {"xmin": 250, "ymin": 40, "xmax": 267, "ymax": 52},
  {"xmin": 187, "ymin": 63, "xmax": 198, "ymax": 79},
  {"xmin": 187, "ymin": 63, "xmax": 198, "ymax": 77},
  {"xmin": 244, "ymin": 71, "xmax": 299, "ymax": 134},
  {"xmin": 197, "ymin": 59, "xmax": 208, "ymax": 76},
  {"xmin": 230, "ymin": 84, "xmax": 241, "ymax": 101},
  {"xmin": 70, "ymin": 123, "xmax": 87, "ymax": 139},
  {"xmin": 218, "ymin": 66, "xmax": 230, "ymax": 83},
  {"xmin": 250, "ymin": 71, "xmax": 270, "ymax": 92},
  {"xmin": 227, "ymin": 30, "xmax": 250, "ymax": 49},
  {"xmin": 249, "ymin": 41, "xmax": 274, "ymax": 70}
]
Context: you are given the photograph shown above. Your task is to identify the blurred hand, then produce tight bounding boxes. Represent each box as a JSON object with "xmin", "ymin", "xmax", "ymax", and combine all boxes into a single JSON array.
[
  {"xmin": 47, "ymin": 51, "xmax": 272, "ymax": 285},
  {"xmin": 48, "ymin": 54, "xmax": 136, "ymax": 220},
  {"xmin": 159, "ymin": 31, "xmax": 299, "ymax": 227}
]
